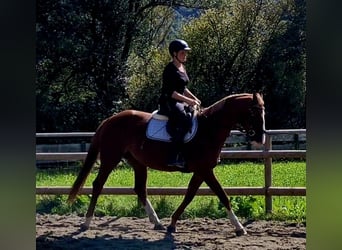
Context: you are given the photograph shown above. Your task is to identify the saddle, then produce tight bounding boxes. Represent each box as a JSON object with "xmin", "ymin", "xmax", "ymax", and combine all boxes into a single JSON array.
[{"xmin": 146, "ymin": 110, "xmax": 198, "ymax": 143}]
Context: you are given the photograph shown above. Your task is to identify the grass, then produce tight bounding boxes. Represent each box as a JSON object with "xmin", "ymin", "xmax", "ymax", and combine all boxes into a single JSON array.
[{"xmin": 36, "ymin": 160, "xmax": 306, "ymax": 222}]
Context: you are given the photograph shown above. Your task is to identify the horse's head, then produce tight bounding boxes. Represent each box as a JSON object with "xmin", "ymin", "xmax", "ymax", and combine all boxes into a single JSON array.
[
  {"xmin": 201, "ymin": 93, "xmax": 266, "ymax": 147},
  {"xmin": 236, "ymin": 93, "xmax": 266, "ymax": 148}
]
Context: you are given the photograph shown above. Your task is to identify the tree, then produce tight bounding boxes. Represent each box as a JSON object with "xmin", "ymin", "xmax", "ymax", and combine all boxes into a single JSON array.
[
  {"xmin": 36, "ymin": 0, "xmax": 306, "ymax": 131},
  {"xmin": 254, "ymin": 0, "xmax": 306, "ymax": 128},
  {"xmin": 127, "ymin": 0, "xmax": 306, "ymax": 129},
  {"xmin": 36, "ymin": 0, "xmax": 222, "ymax": 131},
  {"xmin": 36, "ymin": 0, "xmax": 129, "ymax": 131},
  {"xmin": 182, "ymin": 0, "xmax": 297, "ymax": 105}
]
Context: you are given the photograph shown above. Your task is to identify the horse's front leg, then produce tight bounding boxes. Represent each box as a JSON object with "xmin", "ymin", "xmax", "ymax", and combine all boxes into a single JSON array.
[
  {"xmin": 167, "ymin": 173, "xmax": 203, "ymax": 233},
  {"xmin": 203, "ymin": 169, "xmax": 247, "ymax": 236}
]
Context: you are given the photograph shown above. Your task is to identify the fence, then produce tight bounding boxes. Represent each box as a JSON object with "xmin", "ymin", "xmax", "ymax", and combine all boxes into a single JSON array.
[{"xmin": 36, "ymin": 129, "xmax": 306, "ymax": 213}]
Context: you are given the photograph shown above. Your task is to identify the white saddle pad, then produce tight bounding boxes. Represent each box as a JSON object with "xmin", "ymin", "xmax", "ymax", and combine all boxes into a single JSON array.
[{"xmin": 146, "ymin": 116, "xmax": 198, "ymax": 143}]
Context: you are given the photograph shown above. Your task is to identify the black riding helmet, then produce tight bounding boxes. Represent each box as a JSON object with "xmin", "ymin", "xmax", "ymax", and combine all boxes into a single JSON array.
[{"xmin": 168, "ymin": 39, "xmax": 191, "ymax": 56}]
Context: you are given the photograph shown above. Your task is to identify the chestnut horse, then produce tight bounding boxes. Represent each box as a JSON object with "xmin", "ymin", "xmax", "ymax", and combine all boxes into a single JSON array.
[{"xmin": 68, "ymin": 93, "xmax": 265, "ymax": 236}]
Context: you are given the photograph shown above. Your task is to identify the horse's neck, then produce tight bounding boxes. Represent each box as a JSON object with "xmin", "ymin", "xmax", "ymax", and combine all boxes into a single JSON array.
[
  {"xmin": 196, "ymin": 116, "xmax": 231, "ymax": 157},
  {"xmin": 198, "ymin": 94, "xmax": 252, "ymax": 149},
  {"xmin": 198, "ymin": 101, "xmax": 234, "ymax": 145},
  {"xmin": 201, "ymin": 95, "xmax": 249, "ymax": 136},
  {"xmin": 202, "ymin": 98, "xmax": 237, "ymax": 126}
]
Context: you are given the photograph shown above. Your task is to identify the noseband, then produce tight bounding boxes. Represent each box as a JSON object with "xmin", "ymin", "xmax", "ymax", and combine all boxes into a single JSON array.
[{"xmin": 237, "ymin": 104, "xmax": 265, "ymax": 138}]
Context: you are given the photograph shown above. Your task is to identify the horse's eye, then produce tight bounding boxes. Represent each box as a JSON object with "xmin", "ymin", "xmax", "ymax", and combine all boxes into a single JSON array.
[{"xmin": 247, "ymin": 130, "xmax": 255, "ymax": 137}]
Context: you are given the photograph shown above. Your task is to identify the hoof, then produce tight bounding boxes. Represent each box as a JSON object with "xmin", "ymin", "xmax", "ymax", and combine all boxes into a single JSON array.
[
  {"xmin": 235, "ymin": 228, "xmax": 247, "ymax": 236},
  {"xmin": 80, "ymin": 223, "xmax": 89, "ymax": 232},
  {"xmin": 154, "ymin": 223, "xmax": 165, "ymax": 230},
  {"xmin": 167, "ymin": 225, "xmax": 176, "ymax": 233}
]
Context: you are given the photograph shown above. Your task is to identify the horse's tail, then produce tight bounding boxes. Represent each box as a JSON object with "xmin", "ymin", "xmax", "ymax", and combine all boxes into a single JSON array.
[{"xmin": 67, "ymin": 120, "xmax": 105, "ymax": 203}]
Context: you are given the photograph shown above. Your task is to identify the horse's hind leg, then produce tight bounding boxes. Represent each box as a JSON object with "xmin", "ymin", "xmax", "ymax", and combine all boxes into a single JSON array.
[
  {"xmin": 126, "ymin": 157, "xmax": 164, "ymax": 230},
  {"xmin": 81, "ymin": 155, "xmax": 121, "ymax": 230},
  {"xmin": 203, "ymin": 169, "xmax": 247, "ymax": 236}
]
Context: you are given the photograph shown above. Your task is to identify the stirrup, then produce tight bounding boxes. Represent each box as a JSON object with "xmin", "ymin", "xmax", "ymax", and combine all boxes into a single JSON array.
[
  {"xmin": 167, "ymin": 161, "xmax": 185, "ymax": 168},
  {"xmin": 167, "ymin": 154, "xmax": 185, "ymax": 168}
]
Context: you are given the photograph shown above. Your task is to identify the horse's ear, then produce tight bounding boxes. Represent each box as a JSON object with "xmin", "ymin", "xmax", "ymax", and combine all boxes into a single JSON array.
[
  {"xmin": 253, "ymin": 93, "xmax": 258, "ymax": 104},
  {"xmin": 253, "ymin": 93, "xmax": 263, "ymax": 103}
]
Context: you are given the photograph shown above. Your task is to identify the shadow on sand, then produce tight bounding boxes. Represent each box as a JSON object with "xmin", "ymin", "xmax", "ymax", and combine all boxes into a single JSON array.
[{"xmin": 36, "ymin": 229, "xmax": 178, "ymax": 250}]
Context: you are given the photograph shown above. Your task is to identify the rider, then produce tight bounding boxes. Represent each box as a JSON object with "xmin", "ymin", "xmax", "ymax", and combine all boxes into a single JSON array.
[{"xmin": 158, "ymin": 39, "xmax": 201, "ymax": 168}]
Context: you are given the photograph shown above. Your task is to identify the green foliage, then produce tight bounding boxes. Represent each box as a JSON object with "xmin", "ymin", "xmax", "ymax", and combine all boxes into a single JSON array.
[
  {"xmin": 36, "ymin": 0, "xmax": 306, "ymax": 131},
  {"xmin": 230, "ymin": 196, "xmax": 257, "ymax": 219},
  {"xmin": 36, "ymin": 195, "xmax": 89, "ymax": 215},
  {"xmin": 187, "ymin": 198, "xmax": 227, "ymax": 219},
  {"xmin": 182, "ymin": 0, "xmax": 301, "ymax": 106},
  {"xmin": 36, "ymin": 0, "xmax": 225, "ymax": 131},
  {"xmin": 154, "ymin": 197, "xmax": 176, "ymax": 218},
  {"xmin": 254, "ymin": 0, "xmax": 306, "ymax": 128},
  {"xmin": 36, "ymin": 0, "xmax": 129, "ymax": 131},
  {"xmin": 125, "ymin": 0, "xmax": 306, "ymax": 128},
  {"xmin": 125, "ymin": 48, "xmax": 170, "ymax": 111}
]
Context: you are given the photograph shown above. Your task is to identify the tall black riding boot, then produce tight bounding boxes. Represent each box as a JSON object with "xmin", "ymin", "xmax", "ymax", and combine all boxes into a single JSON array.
[{"xmin": 167, "ymin": 138, "xmax": 185, "ymax": 168}]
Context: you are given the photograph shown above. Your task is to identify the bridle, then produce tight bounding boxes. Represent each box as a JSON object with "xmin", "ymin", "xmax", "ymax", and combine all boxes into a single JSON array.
[{"xmin": 236, "ymin": 104, "xmax": 266, "ymax": 138}]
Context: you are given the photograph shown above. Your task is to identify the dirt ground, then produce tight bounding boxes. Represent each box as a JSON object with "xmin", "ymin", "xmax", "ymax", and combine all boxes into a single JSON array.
[{"xmin": 36, "ymin": 214, "xmax": 306, "ymax": 249}]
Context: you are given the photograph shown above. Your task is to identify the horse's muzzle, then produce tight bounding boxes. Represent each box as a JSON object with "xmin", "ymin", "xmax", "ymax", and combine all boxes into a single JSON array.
[
  {"xmin": 251, "ymin": 141, "xmax": 264, "ymax": 149},
  {"xmin": 250, "ymin": 130, "xmax": 266, "ymax": 148}
]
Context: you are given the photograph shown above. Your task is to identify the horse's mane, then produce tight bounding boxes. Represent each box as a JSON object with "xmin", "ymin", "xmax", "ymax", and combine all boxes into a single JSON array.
[{"xmin": 200, "ymin": 93, "xmax": 251, "ymax": 117}]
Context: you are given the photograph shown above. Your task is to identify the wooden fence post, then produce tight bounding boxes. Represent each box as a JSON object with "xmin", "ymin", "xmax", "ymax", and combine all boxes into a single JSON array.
[{"xmin": 264, "ymin": 133, "xmax": 273, "ymax": 214}]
